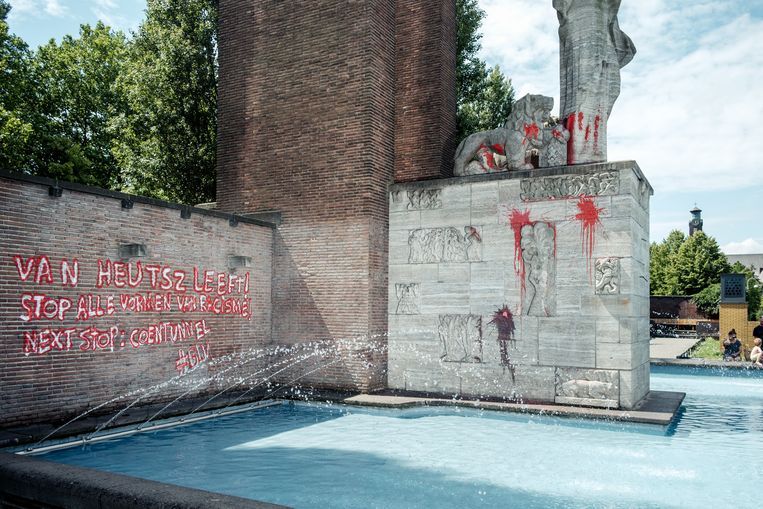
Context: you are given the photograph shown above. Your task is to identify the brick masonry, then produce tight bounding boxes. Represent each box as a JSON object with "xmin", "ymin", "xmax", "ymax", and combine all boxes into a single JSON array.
[
  {"xmin": 719, "ymin": 303, "xmax": 757, "ymax": 356},
  {"xmin": 0, "ymin": 174, "xmax": 273, "ymax": 427},
  {"xmin": 216, "ymin": 1, "xmax": 456, "ymax": 390},
  {"xmin": 386, "ymin": 161, "xmax": 653, "ymax": 409}
]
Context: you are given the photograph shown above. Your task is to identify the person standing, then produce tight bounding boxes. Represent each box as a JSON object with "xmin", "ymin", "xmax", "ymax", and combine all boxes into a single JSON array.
[{"xmin": 753, "ymin": 318, "xmax": 763, "ymax": 341}]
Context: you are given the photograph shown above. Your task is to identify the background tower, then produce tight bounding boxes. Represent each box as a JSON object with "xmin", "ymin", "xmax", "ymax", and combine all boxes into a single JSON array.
[{"xmin": 689, "ymin": 205, "xmax": 703, "ymax": 235}]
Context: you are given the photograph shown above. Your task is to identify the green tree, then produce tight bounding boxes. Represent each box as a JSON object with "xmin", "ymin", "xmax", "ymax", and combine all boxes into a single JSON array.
[
  {"xmin": 673, "ymin": 231, "xmax": 730, "ymax": 296},
  {"xmin": 692, "ymin": 283, "xmax": 720, "ymax": 319},
  {"xmin": 456, "ymin": 0, "xmax": 514, "ymax": 140},
  {"xmin": 30, "ymin": 22, "xmax": 129, "ymax": 187},
  {"xmin": 649, "ymin": 230, "xmax": 685, "ymax": 295},
  {"xmin": 0, "ymin": 0, "xmax": 34, "ymax": 171},
  {"xmin": 729, "ymin": 262, "xmax": 762, "ymax": 320},
  {"xmin": 113, "ymin": 0, "xmax": 217, "ymax": 204}
]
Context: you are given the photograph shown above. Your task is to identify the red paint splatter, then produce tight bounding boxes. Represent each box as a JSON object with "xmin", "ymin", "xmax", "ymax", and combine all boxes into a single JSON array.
[
  {"xmin": 489, "ymin": 305, "xmax": 516, "ymax": 379},
  {"xmin": 575, "ymin": 196, "xmax": 604, "ymax": 277},
  {"xmin": 594, "ymin": 114, "xmax": 601, "ymax": 152},
  {"xmin": 566, "ymin": 113, "xmax": 576, "ymax": 164},
  {"xmin": 491, "ymin": 143, "xmax": 505, "ymax": 155},
  {"xmin": 577, "ymin": 111, "xmax": 584, "ymax": 131},
  {"xmin": 584, "ymin": 125, "xmax": 591, "ymax": 142},
  {"xmin": 509, "ymin": 209, "xmax": 533, "ymax": 300},
  {"xmin": 466, "ymin": 226, "xmax": 482, "ymax": 242},
  {"xmin": 523, "ymin": 123, "xmax": 540, "ymax": 144},
  {"xmin": 552, "ymin": 128, "xmax": 564, "ymax": 140}
]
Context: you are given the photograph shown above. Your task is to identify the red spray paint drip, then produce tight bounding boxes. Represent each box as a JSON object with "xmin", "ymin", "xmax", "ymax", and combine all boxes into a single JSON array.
[
  {"xmin": 593, "ymin": 114, "xmax": 601, "ymax": 153},
  {"xmin": 509, "ymin": 209, "xmax": 533, "ymax": 300},
  {"xmin": 575, "ymin": 196, "xmax": 604, "ymax": 277},
  {"xmin": 577, "ymin": 111, "xmax": 584, "ymax": 130},
  {"xmin": 566, "ymin": 113, "xmax": 576, "ymax": 164},
  {"xmin": 584, "ymin": 125, "xmax": 591, "ymax": 142},
  {"xmin": 488, "ymin": 305, "xmax": 516, "ymax": 380}
]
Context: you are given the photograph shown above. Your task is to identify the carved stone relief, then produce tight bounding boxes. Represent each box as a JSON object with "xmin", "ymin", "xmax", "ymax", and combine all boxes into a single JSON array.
[
  {"xmin": 520, "ymin": 222, "xmax": 556, "ymax": 316},
  {"xmin": 394, "ymin": 283, "xmax": 420, "ymax": 314},
  {"xmin": 408, "ymin": 226, "xmax": 482, "ymax": 264},
  {"xmin": 439, "ymin": 314, "xmax": 483, "ymax": 363},
  {"xmin": 595, "ymin": 257, "xmax": 620, "ymax": 294},
  {"xmin": 555, "ymin": 368, "xmax": 619, "ymax": 406},
  {"xmin": 520, "ymin": 171, "xmax": 619, "ymax": 201},
  {"xmin": 407, "ymin": 189, "xmax": 442, "ymax": 210}
]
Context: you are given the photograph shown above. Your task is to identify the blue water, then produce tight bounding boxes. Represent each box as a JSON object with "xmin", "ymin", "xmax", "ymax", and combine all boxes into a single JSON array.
[{"xmin": 33, "ymin": 366, "xmax": 763, "ymax": 508}]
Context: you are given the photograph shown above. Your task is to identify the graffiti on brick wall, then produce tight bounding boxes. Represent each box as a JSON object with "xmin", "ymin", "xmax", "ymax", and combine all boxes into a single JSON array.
[{"xmin": 11, "ymin": 255, "xmax": 252, "ymax": 374}]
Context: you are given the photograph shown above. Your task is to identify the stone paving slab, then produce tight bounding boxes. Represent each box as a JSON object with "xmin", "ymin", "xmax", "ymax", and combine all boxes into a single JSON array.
[
  {"xmin": 650, "ymin": 337, "xmax": 701, "ymax": 360},
  {"xmin": 342, "ymin": 390, "xmax": 684, "ymax": 426}
]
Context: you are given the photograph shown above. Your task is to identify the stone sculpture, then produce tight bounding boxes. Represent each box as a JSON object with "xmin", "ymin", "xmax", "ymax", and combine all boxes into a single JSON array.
[
  {"xmin": 595, "ymin": 257, "xmax": 620, "ymax": 294},
  {"xmin": 555, "ymin": 368, "xmax": 619, "ymax": 404},
  {"xmin": 439, "ymin": 314, "xmax": 483, "ymax": 363},
  {"xmin": 408, "ymin": 226, "xmax": 482, "ymax": 264},
  {"xmin": 395, "ymin": 283, "xmax": 420, "ymax": 314},
  {"xmin": 454, "ymin": 94, "xmax": 556, "ymax": 176},
  {"xmin": 520, "ymin": 222, "xmax": 556, "ymax": 316},
  {"xmin": 519, "ymin": 171, "xmax": 619, "ymax": 201},
  {"xmin": 554, "ymin": 0, "xmax": 636, "ymax": 164}
]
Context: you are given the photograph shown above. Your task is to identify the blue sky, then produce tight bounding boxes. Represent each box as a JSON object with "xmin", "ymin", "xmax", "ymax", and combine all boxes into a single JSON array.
[{"xmin": 6, "ymin": 0, "xmax": 763, "ymax": 254}]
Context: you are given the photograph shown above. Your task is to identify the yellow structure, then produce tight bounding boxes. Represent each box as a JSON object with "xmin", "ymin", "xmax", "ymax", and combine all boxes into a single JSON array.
[{"xmin": 719, "ymin": 302, "xmax": 757, "ymax": 357}]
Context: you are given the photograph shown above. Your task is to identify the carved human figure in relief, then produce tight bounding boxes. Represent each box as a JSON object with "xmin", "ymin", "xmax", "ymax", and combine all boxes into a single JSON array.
[
  {"xmin": 554, "ymin": 0, "xmax": 636, "ymax": 164},
  {"xmin": 454, "ymin": 94, "xmax": 556, "ymax": 176}
]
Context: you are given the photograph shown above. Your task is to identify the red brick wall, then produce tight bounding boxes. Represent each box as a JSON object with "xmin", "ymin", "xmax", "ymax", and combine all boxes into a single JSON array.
[
  {"xmin": 0, "ymin": 175, "xmax": 273, "ymax": 427},
  {"xmin": 395, "ymin": 0, "xmax": 457, "ymax": 181},
  {"xmin": 216, "ymin": 0, "xmax": 455, "ymax": 391},
  {"xmin": 216, "ymin": 0, "xmax": 401, "ymax": 390}
]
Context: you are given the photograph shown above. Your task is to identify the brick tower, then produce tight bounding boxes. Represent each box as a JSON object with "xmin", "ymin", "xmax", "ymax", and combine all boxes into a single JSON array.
[{"xmin": 216, "ymin": 0, "xmax": 456, "ymax": 390}]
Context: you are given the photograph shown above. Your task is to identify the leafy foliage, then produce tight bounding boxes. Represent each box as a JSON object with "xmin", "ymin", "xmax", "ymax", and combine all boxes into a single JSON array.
[
  {"xmin": 4, "ymin": 0, "xmax": 506, "ymax": 203},
  {"xmin": 31, "ymin": 23, "xmax": 129, "ymax": 188},
  {"xmin": 0, "ymin": 0, "xmax": 34, "ymax": 171},
  {"xmin": 729, "ymin": 261, "xmax": 761, "ymax": 320},
  {"xmin": 692, "ymin": 283, "xmax": 720, "ymax": 318},
  {"xmin": 456, "ymin": 0, "xmax": 514, "ymax": 140},
  {"xmin": 673, "ymin": 231, "xmax": 730, "ymax": 296},
  {"xmin": 649, "ymin": 230, "xmax": 685, "ymax": 295},
  {"xmin": 112, "ymin": 0, "xmax": 217, "ymax": 204}
]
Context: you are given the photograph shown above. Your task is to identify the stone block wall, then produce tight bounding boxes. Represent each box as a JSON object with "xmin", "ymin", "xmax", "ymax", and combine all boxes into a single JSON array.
[
  {"xmin": 0, "ymin": 173, "xmax": 273, "ymax": 427},
  {"xmin": 387, "ymin": 161, "xmax": 652, "ymax": 409}
]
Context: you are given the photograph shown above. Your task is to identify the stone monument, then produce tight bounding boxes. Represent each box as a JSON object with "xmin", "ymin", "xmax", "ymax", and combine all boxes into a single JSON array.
[
  {"xmin": 387, "ymin": 1, "xmax": 650, "ymax": 410},
  {"xmin": 554, "ymin": 0, "xmax": 636, "ymax": 164}
]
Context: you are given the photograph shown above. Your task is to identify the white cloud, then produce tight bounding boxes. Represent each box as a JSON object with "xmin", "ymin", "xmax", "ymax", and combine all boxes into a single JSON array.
[
  {"xmin": 8, "ymin": 0, "xmax": 39, "ymax": 18},
  {"xmin": 44, "ymin": 0, "xmax": 66, "ymax": 17},
  {"xmin": 478, "ymin": 1, "xmax": 763, "ymax": 196},
  {"xmin": 608, "ymin": 13, "xmax": 763, "ymax": 193},
  {"xmin": 722, "ymin": 239, "xmax": 763, "ymax": 255}
]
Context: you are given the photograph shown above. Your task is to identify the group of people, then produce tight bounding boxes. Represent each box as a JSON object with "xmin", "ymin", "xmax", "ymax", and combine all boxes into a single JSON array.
[{"xmin": 723, "ymin": 318, "xmax": 763, "ymax": 367}]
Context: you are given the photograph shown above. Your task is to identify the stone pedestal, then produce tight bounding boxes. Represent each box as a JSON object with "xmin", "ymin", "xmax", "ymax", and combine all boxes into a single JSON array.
[{"xmin": 387, "ymin": 161, "xmax": 652, "ymax": 409}]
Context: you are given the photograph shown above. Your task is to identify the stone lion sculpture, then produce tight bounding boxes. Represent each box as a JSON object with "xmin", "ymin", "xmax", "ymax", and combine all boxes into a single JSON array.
[{"xmin": 454, "ymin": 94, "xmax": 560, "ymax": 176}]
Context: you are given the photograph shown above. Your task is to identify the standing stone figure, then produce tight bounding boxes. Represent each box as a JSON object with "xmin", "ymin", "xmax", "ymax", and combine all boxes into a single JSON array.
[{"xmin": 554, "ymin": 0, "xmax": 636, "ymax": 165}]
